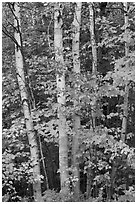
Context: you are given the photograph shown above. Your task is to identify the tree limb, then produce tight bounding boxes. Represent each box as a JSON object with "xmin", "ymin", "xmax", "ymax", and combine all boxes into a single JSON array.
[{"xmin": 2, "ymin": 25, "xmax": 20, "ymax": 48}]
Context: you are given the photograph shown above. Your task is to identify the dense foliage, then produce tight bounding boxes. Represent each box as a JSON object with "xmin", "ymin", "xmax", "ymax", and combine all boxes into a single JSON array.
[{"xmin": 2, "ymin": 2, "xmax": 135, "ymax": 202}]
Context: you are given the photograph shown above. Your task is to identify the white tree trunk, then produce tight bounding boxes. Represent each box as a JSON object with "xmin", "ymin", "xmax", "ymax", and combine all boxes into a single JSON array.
[
  {"xmin": 54, "ymin": 3, "xmax": 69, "ymax": 194},
  {"xmin": 72, "ymin": 2, "xmax": 82, "ymax": 198},
  {"xmin": 13, "ymin": 3, "xmax": 43, "ymax": 202},
  {"xmin": 121, "ymin": 2, "xmax": 129, "ymax": 142}
]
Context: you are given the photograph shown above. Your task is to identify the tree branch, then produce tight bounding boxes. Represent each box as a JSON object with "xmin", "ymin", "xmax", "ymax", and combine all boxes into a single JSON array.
[{"xmin": 2, "ymin": 25, "xmax": 20, "ymax": 48}]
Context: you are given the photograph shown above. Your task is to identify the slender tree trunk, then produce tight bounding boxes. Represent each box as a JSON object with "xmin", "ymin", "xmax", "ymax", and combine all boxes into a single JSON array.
[
  {"xmin": 121, "ymin": 2, "xmax": 129, "ymax": 142},
  {"xmin": 54, "ymin": 3, "xmax": 69, "ymax": 194},
  {"xmin": 121, "ymin": 4, "xmax": 130, "ymax": 192},
  {"xmin": 38, "ymin": 135, "xmax": 49, "ymax": 190},
  {"xmin": 86, "ymin": 147, "xmax": 93, "ymax": 199},
  {"xmin": 89, "ymin": 2, "xmax": 97, "ymax": 129},
  {"xmin": 72, "ymin": 2, "xmax": 82, "ymax": 198},
  {"xmin": 89, "ymin": 3, "xmax": 97, "ymax": 76},
  {"xmin": 86, "ymin": 3, "xmax": 98, "ymax": 198},
  {"xmin": 13, "ymin": 3, "xmax": 43, "ymax": 202}
]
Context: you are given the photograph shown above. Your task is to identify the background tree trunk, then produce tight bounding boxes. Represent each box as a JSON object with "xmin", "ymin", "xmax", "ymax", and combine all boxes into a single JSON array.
[
  {"xmin": 86, "ymin": 3, "xmax": 98, "ymax": 198},
  {"xmin": 13, "ymin": 3, "xmax": 43, "ymax": 202},
  {"xmin": 89, "ymin": 2, "xmax": 97, "ymax": 130},
  {"xmin": 54, "ymin": 3, "xmax": 69, "ymax": 195},
  {"xmin": 121, "ymin": 2, "xmax": 129, "ymax": 142},
  {"xmin": 72, "ymin": 2, "xmax": 82, "ymax": 199},
  {"xmin": 38, "ymin": 134, "xmax": 49, "ymax": 190}
]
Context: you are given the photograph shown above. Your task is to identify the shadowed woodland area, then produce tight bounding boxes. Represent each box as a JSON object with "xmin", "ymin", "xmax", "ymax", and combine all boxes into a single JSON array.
[{"xmin": 2, "ymin": 2, "xmax": 135, "ymax": 202}]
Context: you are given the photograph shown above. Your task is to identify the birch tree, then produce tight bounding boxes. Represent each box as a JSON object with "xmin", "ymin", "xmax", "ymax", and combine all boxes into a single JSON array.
[
  {"xmin": 54, "ymin": 3, "xmax": 69, "ymax": 194},
  {"xmin": 121, "ymin": 2, "xmax": 129, "ymax": 142},
  {"xmin": 71, "ymin": 2, "xmax": 82, "ymax": 198},
  {"xmin": 86, "ymin": 3, "xmax": 98, "ymax": 198},
  {"xmin": 13, "ymin": 3, "xmax": 43, "ymax": 202}
]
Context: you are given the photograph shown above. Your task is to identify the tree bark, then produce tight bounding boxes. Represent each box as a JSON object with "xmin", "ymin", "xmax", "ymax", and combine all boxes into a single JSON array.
[
  {"xmin": 86, "ymin": 3, "xmax": 98, "ymax": 198},
  {"xmin": 13, "ymin": 3, "xmax": 43, "ymax": 202},
  {"xmin": 38, "ymin": 134, "xmax": 49, "ymax": 190},
  {"xmin": 121, "ymin": 2, "xmax": 129, "ymax": 142},
  {"xmin": 72, "ymin": 2, "xmax": 82, "ymax": 198},
  {"xmin": 89, "ymin": 3, "xmax": 97, "ymax": 130},
  {"xmin": 54, "ymin": 3, "xmax": 69, "ymax": 195}
]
